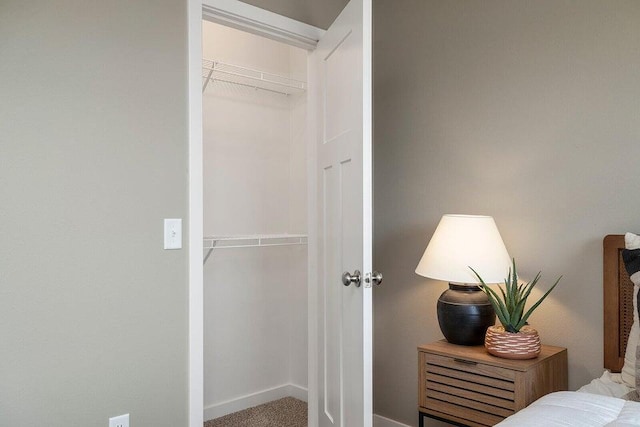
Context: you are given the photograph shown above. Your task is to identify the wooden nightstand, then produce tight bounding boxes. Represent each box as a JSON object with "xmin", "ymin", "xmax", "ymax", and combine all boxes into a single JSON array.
[{"xmin": 418, "ymin": 340, "xmax": 568, "ymax": 427}]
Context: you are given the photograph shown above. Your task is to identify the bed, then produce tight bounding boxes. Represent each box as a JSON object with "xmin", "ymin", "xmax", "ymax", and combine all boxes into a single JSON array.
[{"xmin": 495, "ymin": 234, "xmax": 640, "ymax": 426}]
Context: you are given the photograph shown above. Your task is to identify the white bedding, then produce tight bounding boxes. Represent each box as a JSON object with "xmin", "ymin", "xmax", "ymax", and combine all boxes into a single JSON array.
[
  {"xmin": 578, "ymin": 370, "xmax": 635, "ymax": 399},
  {"xmin": 495, "ymin": 391, "xmax": 640, "ymax": 426}
]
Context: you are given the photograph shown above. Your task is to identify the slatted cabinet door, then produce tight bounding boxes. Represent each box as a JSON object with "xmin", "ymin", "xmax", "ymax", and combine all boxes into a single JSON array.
[{"xmin": 418, "ymin": 341, "xmax": 568, "ymax": 427}]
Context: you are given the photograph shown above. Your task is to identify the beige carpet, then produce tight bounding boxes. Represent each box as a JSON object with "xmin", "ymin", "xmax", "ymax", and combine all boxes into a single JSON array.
[{"xmin": 204, "ymin": 397, "xmax": 307, "ymax": 427}]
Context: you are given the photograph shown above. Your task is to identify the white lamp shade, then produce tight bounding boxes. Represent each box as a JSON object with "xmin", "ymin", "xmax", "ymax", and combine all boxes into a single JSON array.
[{"xmin": 415, "ymin": 214, "xmax": 511, "ymax": 284}]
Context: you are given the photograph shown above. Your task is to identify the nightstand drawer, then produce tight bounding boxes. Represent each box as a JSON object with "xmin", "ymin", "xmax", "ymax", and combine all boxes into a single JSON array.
[
  {"xmin": 425, "ymin": 353, "xmax": 516, "ymax": 385},
  {"xmin": 424, "ymin": 353, "xmax": 516, "ymax": 424}
]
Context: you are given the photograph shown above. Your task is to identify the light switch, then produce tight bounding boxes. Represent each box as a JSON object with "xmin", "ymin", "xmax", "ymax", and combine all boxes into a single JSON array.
[
  {"xmin": 109, "ymin": 413, "xmax": 129, "ymax": 427},
  {"xmin": 164, "ymin": 218, "xmax": 182, "ymax": 250}
]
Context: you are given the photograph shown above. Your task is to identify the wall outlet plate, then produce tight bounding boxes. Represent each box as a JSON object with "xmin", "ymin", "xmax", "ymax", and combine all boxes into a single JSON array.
[{"xmin": 109, "ymin": 413, "xmax": 129, "ymax": 427}]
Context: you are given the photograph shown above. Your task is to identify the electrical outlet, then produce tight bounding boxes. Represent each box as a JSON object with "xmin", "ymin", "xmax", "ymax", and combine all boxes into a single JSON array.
[{"xmin": 109, "ymin": 413, "xmax": 129, "ymax": 427}]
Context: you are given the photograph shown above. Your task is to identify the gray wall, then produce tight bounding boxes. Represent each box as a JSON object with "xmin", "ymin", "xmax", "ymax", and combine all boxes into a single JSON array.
[
  {"xmin": 0, "ymin": 1, "xmax": 188, "ymax": 426},
  {"xmin": 373, "ymin": 0, "xmax": 640, "ymax": 425},
  {"xmin": 240, "ymin": 0, "xmax": 349, "ymax": 29}
]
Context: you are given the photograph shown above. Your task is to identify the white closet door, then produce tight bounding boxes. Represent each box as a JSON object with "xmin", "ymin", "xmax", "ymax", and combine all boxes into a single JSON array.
[{"xmin": 312, "ymin": 0, "xmax": 373, "ymax": 426}]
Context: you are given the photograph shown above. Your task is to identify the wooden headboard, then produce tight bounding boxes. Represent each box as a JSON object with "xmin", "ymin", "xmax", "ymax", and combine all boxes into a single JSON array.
[{"xmin": 603, "ymin": 234, "xmax": 635, "ymax": 372}]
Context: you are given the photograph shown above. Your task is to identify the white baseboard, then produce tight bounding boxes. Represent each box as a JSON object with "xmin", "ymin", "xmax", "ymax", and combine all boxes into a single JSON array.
[
  {"xmin": 287, "ymin": 383, "xmax": 308, "ymax": 402},
  {"xmin": 374, "ymin": 414, "xmax": 412, "ymax": 427},
  {"xmin": 204, "ymin": 383, "xmax": 308, "ymax": 421}
]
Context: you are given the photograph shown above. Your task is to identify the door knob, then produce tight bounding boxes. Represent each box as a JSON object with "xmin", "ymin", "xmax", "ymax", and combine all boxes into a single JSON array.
[
  {"xmin": 342, "ymin": 270, "xmax": 361, "ymax": 287},
  {"xmin": 366, "ymin": 271, "xmax": 383, "ymax": 286}
]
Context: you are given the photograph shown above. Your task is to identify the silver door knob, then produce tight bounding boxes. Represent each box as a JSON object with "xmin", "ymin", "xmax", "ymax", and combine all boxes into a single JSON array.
[
  {"xmin": 366, "ymin": 271, "xmax": 383, "ymax": 286},
  {"xmin": 342, "ymin": 270, "xmax": 361, "ymax": 287}
]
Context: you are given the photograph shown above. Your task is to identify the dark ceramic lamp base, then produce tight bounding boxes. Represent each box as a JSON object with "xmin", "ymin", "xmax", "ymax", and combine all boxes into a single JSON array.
[{"xmin": 437, "ymin": 283, "xmax": 496, "ymax": 346}]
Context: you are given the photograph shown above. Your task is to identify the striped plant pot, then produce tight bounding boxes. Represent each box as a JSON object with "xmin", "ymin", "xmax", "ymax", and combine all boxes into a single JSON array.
[{"xmin": 485, "ymin": 325, "xmax": 541, "ymax": 359}]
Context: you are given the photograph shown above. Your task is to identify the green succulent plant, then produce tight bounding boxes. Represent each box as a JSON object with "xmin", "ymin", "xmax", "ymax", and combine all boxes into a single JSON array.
[{"xmin": 470, "ymin": 259, "xmax": 561, "ymax": 333}]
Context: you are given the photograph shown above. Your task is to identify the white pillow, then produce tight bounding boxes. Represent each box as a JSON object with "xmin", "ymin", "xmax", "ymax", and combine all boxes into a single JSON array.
[
  {"xmin": 621, "ymin": 232, "xmax": 640, "ymax": 388},
  {"xmin": 627, "ymin": 232, "xmax": 640, "ymax": 250}
]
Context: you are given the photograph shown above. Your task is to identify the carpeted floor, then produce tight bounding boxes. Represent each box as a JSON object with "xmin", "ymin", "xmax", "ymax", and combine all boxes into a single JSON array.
[{"xmin": 204, "ymin": 397, "xmax": 307, "ymax": 427}]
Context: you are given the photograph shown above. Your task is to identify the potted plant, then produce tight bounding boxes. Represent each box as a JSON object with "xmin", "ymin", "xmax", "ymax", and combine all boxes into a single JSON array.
[{"xmin": 471, "ymin": 260, "xmax": 561, "ymax": 359}]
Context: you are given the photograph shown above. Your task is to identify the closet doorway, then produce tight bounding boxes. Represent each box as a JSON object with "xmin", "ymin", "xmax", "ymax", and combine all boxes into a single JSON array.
[
  {"xmin": 202, "ymin": 20, "xmax": 310, "ymax": 421},
  {"xmin": 190, "ymin": 1, "xmax": 375, "ymax": 426}
]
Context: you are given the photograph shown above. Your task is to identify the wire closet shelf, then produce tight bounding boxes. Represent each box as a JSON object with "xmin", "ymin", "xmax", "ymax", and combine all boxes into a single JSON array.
[
  {"xmin": 203, "ymin": 234, "xmax": 308, "ymax": 264},
  {"xmin": 204, "ymin": 234, "xmax": 308, "ymax": 250},
  {"xmin": 202, "ymin": 59, "xmax": 306, "ymax": 96}
]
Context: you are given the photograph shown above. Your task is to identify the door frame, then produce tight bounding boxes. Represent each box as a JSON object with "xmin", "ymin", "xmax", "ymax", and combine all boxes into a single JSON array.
[{"xmin": 187, "ymin": 2, "xmax": 325, "ymax": 426}]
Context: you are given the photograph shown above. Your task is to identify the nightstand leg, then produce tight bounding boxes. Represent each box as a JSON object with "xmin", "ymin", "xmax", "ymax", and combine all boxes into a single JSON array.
[{"xmin": 419, "ymin": 411, "xmax": 424, "ymax": 427}]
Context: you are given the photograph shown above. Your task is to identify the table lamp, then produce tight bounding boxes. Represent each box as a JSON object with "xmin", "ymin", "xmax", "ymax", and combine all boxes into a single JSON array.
[{"xmin": 415, "ymin": 214, "xmax": 511, "ymax": 345}]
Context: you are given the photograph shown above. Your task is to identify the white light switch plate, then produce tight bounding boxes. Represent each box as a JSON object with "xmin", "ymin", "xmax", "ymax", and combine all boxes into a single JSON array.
[
  {"xmin": 164, "ymin": 218, "xmax": 182, "ymax": 250},
  {"xmin": 109, "ymin": 413, "xmax": 129, "ymax": 427}
]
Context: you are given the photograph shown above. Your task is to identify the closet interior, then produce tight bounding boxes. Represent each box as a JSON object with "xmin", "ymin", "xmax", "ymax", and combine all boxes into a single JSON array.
[{"xmin": 202, "ymin": 20, "xmax": 309, "ymax": 422}]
